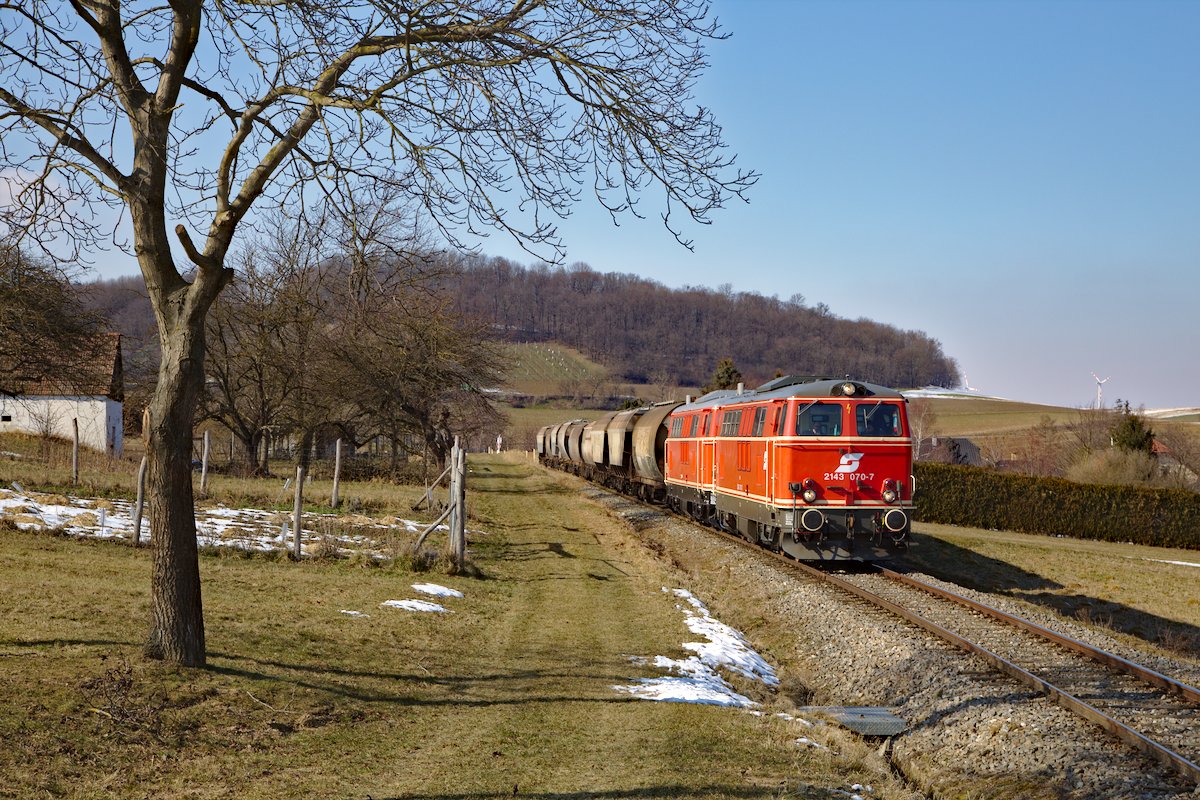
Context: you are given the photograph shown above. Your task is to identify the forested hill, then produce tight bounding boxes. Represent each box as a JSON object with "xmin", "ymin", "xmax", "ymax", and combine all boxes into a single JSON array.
[{"xmin": 447, "ymin": 258, "xmax": 960, "ymax": 389}]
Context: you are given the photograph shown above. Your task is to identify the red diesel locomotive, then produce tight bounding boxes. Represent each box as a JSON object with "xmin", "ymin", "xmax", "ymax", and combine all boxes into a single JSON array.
[{"xmin": 537, "ymin": 375, "xmax": 914, "ymax": 561}]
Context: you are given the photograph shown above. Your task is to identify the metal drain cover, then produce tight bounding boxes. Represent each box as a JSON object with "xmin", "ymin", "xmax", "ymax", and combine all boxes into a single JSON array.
[{"xmin": 795, "ymin": 706, "xmax": 907, "ymax": 736}]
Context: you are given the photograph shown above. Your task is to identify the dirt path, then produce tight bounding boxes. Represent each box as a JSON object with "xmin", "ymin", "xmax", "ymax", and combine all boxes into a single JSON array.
[{"xmin": 355, "ymin": 456, "xmax": 803, "ymax": 799}]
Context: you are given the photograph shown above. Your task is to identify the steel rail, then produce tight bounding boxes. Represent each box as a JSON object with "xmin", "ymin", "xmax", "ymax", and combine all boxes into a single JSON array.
[
  {"xmin": 787, "ymin": 560, "xmax": 1200, "ymax": 785},
  {"xmin": 572, "ymin": 475, "xmax": 1200, "ymax": 784},
  {"xmin": 877, "ymin": 567, "xmax": 1200, "ymax": 705}
]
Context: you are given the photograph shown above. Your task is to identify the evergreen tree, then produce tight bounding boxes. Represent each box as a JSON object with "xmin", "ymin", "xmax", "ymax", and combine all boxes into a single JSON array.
[
  {"xmin": 1109, "ymin": 400, "xmax": 1155, "ymax": 454},
  {"xmin": 703, "ymin": 358, "xmax": 743, "ymax": 393}
]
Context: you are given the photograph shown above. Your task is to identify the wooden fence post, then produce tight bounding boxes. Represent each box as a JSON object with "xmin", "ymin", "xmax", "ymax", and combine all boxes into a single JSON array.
[
  {"xmin": 71, "ymin": 418, "xmax": 79, "ymax": 485},
  {"xmin": 331, "ymin": 438, "xmax": 343, "ymax": 508},
  {"xmin": 200, "ymin": 430, "xmax": 210, "ymax": 496},
  {"xmin": 453, "ymin": 444, "xmax": 466, "ymax": 568},
  {"xmin": 132, "ymin": 455, "xmax": 147, "ymax": 546},
  {"xmin": 292, "ymin": 464, "xmax": 305, "ymax": 559},
  {"xmin": 446, "ymin": 438, "xmax": 459, "ymax": 561}
]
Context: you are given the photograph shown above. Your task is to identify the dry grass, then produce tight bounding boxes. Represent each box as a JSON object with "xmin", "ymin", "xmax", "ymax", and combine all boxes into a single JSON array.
[
  {"xmin": 0, "ymin": 454, "xmax": 911, "ymax": 799},
  {"xmin": 902, "ymin": 522, "xmax": 1200, "ymax": 659},
  {"xmin": 920, "ymin": 397, "xmax": 1081, "ymax": 437}
]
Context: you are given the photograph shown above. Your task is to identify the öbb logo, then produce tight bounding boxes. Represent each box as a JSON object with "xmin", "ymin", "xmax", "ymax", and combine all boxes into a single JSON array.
[{"xmin": 834, "ymin": 453, "xmax": 865, "ymax": 474}]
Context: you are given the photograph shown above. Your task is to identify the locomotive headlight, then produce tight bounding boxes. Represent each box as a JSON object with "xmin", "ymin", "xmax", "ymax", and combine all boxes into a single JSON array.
[
  {"xmin": 802, "ymin": 488, "xmax": 818, "ymax": 503},
  {"xmin": 841, "ymin": 382, "xmax": 856, "ymax": 396},
  {"xmin": 882, "ymin": 479, "xmax": 898, "ymax": 504}
]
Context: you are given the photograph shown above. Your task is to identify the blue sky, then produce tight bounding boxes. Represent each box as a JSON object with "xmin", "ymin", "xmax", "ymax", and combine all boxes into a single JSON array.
[
  {"xmin": 472, "ymin": 0, "xmax": 1200, "ymax": 409},
  {"xmin": 77, "ymin": 0, "xmax": 1199, "ymax": 409}
]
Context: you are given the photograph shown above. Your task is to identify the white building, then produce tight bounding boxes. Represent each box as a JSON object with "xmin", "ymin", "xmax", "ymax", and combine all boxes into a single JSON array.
[{"xmin": 0, "ymin": 333, "xmax": 124, "ymax": 455}]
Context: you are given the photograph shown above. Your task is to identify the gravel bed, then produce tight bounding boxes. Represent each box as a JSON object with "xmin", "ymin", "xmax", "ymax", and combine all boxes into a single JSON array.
[
  {"xmin": 899, "ymin": 571, "xmax": 1200, "ymax": 690},
  {"xmin": 587, "ymin": 489, "xmax": 1200, "ymax": 799}
]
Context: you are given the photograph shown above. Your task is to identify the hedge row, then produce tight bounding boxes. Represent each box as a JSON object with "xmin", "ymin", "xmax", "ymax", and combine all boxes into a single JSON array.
[{"xmin": 913, "ymin": 462, "xmax": 1200, "ymax": 550}]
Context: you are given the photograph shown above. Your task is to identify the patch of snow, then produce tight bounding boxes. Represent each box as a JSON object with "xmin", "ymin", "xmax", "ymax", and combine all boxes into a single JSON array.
[
  {"xmin": 613, "ymin": 654, "xmax": 756, "ymax": 707},
  {"xmin": 1144, "ymin": 407, "xmax": 1200, "ymax": 420},
  {"xmin": 411, "ymin": 583, "xmax": 464, "ymax": 598},
  {"xmin": 0, "ymin": 486, "xmax": 486, "ymax": 559},
  {"xmin": 795, "ymin": 737, "xmax": 826, "ymax": 750},
  {"xmin": 380, "ymin": 599, "xmax": 450, "ymax": 613},
  {"xmin": 339, "ymin": 610, "xmax": 370, "ymax": 618},
  {"xmin": 1144, "ymin": 558, "xmax": 1200, "ymax": 568},
  {"xmin": 670, "ymin": 588, "xmax": 779, "ymax": 687},
  {"xmin": 613, "ymin": 586, "xmax": 779, "ymax": 708},
  {"xmin": 902, "ymin": 386, "xmax": 996, "ymax": 400}
]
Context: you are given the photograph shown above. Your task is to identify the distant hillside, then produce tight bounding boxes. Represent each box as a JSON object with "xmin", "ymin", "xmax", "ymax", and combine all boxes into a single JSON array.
[
  {"xmin": 84, "ymin": 257, "xmax": 961, "ymax": 398},
  {"xmin": 504, "ymin": 343, "xmax": 609, "ymax": 395},
  {"xmin": 448, "ymin": 258, "xmax": 960, "ymax": 389}
]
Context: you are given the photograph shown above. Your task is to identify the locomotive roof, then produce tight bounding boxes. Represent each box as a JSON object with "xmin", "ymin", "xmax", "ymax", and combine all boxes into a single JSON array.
[{"xmin": 675, "ymin": 376, "xmax": 904, "ymax": 412}]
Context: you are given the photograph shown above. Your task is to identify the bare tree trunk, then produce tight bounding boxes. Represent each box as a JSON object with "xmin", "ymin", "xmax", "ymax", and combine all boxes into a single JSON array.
[{"xmin": 143, "ymin": 284, "xmax": 215, "ymax": 668}]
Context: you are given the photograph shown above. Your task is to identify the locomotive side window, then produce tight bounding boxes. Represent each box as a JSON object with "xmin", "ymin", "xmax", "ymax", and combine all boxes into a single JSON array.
[
  {"xmin": 750, "ymin": 406, "xmax": 766, "ymax": 436},
  {"xmin": 856, "ymin": 402, "xmax": 903, "ymax": 437},
  {"xmin": 720, "ymin": 409, "xmax": 743, "ymax": 436},
  {"xmin": 796, "ymin": 402, "xmax": 843, "ymax": 436},
  {"xmin": 687, "ymin": 416, "xmax": 698, "ymax": 437}
]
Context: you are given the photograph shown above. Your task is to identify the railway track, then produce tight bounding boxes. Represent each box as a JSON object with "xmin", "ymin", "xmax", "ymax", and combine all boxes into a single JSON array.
[{"xmin": 665, "ymin": 504, "xmax": 1200, "ymax": 786}]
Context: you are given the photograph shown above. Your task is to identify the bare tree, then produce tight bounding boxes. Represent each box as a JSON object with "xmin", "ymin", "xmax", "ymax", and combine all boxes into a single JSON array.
[
  {"xmin": 1, "ymin": 1, "xmax": 753, "ymax": 666},
  {"xmin": 203, "ymin": 236, "xmax": 322, "ymax": 475},
  {"xmin": 0, "ymin": 243, "xmax": 106, "ymax": 397},
  {"xmin": 907, "ymin": 399, "xmax": 938, "ymax": 461}
]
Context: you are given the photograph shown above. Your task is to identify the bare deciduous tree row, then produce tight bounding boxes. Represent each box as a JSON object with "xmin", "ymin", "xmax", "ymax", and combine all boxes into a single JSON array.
[
  {"xmin": 203, "ymin": 221, "xmax": 506, "ymax": 478},
  {"xmin": 445, "ymin": 257, "xmax": 961, "ymax": 390}
]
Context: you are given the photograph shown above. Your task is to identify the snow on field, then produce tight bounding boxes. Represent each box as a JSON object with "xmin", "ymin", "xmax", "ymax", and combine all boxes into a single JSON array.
[
  {"xmin": 412, "ymin": 583, "xmax": 464, "ymax": 598},
  {"xmin": 1144, "ymin": 407, "xmax": 1200, "ymax": 420},
  {"xmin": 613, "ymin": 587, "xmax": 778, "ymax": 708},
  {"xmin": 902, "ymin": 386, "xmax": 996, "ymax": 400},
  {"xmin": 1145, "ymin": 558, "xmax": 1200, "ymax": 568},
  {"xmin": 380, "ymin": 599, "xmax": 450, "ymax": 613},
  {"xmin": 0, "ymin": 485, "xmax": 477, "ymax": 559}
]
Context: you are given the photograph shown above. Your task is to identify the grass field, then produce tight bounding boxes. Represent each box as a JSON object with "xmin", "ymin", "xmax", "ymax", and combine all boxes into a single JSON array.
[
  {"xmin": 911, "ymin": 397, "xmax": 1082, "ymax": 437},
  {"xmin": 0, "ymin": 455, "xmax": 913, "ymax": 799},
  {"xmin": 502, "ymin": 343, "xmax": 610, "ymax": 395},
  {"xmin": 904, "ymin": 522, "xmax": 1200, "ymax": 658}
]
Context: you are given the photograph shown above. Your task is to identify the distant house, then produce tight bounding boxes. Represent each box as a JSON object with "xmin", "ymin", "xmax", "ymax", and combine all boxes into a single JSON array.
[{"xmin": 0, "ymin": 333, "xmax": 124, "ymax": 455}]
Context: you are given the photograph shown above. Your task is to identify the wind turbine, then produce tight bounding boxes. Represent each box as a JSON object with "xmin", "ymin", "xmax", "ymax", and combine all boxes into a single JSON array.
[{"xmin": 1091, "ymin": 372, "xmax": 1111, "ymax": 408}]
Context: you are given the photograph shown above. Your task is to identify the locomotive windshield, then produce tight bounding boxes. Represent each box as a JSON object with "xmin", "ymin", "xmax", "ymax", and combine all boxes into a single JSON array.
[
  {"xmin": 796, "ymin": 402, "xmax": 843, "ymax": 436},
  {"xmin": 856, "ymin": 402, "xmax": 903, "ymax": 437}
]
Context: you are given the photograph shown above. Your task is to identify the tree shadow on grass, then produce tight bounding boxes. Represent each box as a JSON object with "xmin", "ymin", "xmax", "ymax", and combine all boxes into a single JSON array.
[
  {"xmin": 206, "ymin": 653, "xmax": 649, "ymax": 706},
  {"xmin": 374, "ymin": 788, "xmax": 809, "ymax": 800},
  {"xmin": 891, "ymin": 535, "xmax": 1200, "ymax": 657}
]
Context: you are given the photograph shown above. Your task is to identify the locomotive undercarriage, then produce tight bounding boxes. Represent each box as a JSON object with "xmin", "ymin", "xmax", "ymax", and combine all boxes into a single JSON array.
[{"xmin": 666, "ymin": 485, "xmax": 909, "ymax": 562}]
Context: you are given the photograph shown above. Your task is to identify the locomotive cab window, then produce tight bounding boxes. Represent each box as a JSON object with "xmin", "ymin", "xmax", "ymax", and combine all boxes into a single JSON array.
[
  {"xmin": 856, "ymin": 402, "xmax": 903, "ymax": 437},
  {"xmin": 796, "ymin": 402, "xmax": 842, "ymax": 437}
]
